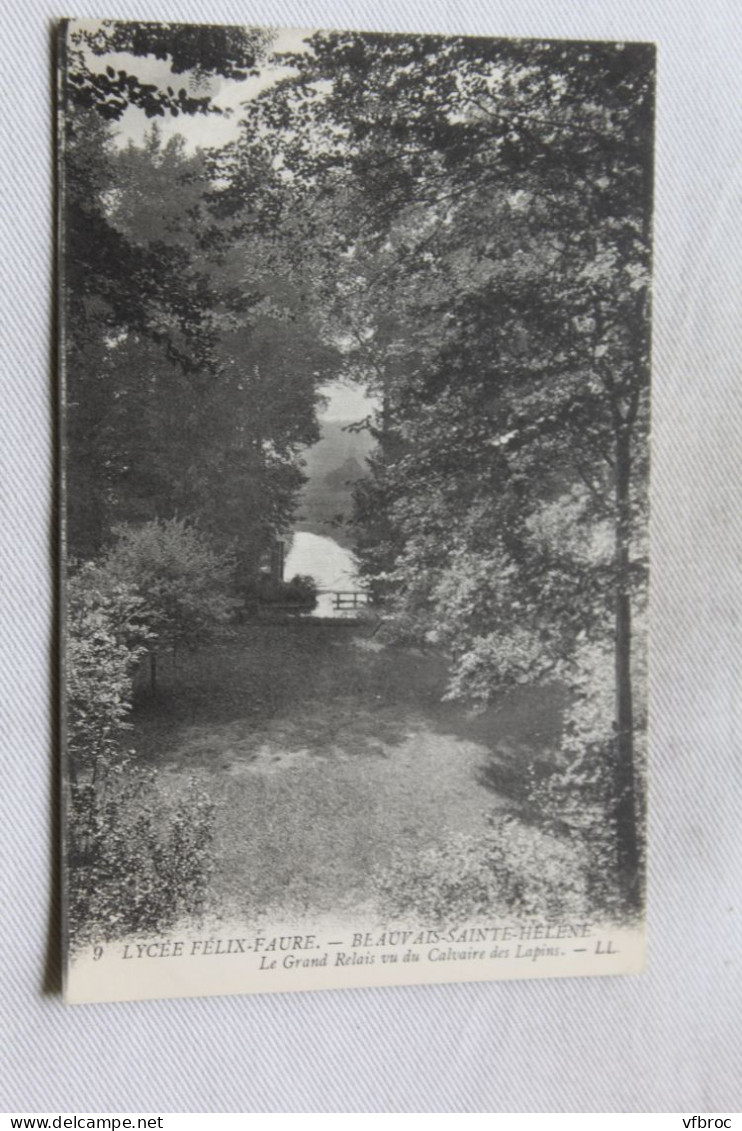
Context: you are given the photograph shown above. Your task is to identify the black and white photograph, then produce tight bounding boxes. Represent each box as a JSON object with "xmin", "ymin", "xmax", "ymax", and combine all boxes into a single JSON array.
[{"xmin": 60, "ymin": 19, "xmax": 653, "ymax": 1004}]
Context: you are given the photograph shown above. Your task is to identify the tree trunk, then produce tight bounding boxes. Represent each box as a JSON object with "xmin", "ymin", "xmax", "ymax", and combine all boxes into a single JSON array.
[
  {"xmin": 149, "ymin": 650, "xmax": 157, "ymax": 696},
  {"xmin": 614, "ymin": 422, "xmax": 641, "ymax": 908}
]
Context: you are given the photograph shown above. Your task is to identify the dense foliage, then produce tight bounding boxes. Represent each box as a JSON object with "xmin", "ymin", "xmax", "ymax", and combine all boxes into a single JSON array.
[
  {"xmin": 101, "ymin": 518, "xmax": 237, "ymax": 653},
  {"xmin": 61, "ymin": 23, "xmax": 653, "ymax": 927},
  {"xmin": 63, "ymin": 20, "xmax": 270, "ymax": 120},
  {"xmin": 65, "ymin": 521, "xmax": 233, "ymax": 944},
  {"xmin": 378, "ymin": 817, "xmax": 593, "ymax": 924},
  {"xmin": 62, "ymin": 54, "xmax": 337, "ymax": 588},
  {"xmin": 225, "ymin": 30, "xmax": 653, "ymax": 910},
  {"xmin": 67, "ymin": 764, "xmax": 214, "ymax": 945},
  {"xmin": 65, "ymin": 563, "xmax": 150, "ymax": 781}
]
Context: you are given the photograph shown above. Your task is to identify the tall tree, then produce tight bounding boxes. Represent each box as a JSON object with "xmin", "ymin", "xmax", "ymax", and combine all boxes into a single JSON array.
[
  {"xmin": 61, "ymin": 25, "xmax": 339, "ymax": 585},
  {"xmin": 62, "ymin": 112, "xmax": 223, "ymax": 556},
  {"xmin": 231, "ymin": 31, "xmax": 654, "ymax": 904}
]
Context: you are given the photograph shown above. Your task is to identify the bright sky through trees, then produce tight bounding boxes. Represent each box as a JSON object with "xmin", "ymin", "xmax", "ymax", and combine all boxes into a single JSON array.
[{"xmin": 83, "ymin": 23, "xmax": 311, "ymax": 152}]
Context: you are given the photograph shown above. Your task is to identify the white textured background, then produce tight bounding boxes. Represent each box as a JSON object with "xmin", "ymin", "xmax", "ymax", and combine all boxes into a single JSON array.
[{"xmin": 2, "ymin": 0, "xmax": 740, "ymax": 1114}]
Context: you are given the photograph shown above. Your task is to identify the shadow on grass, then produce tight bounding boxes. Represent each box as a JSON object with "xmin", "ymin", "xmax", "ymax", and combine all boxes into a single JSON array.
[
  {"xmin": 474, "ymin": 741, "xmax": 558, "ymax": 806},
  {"xmin": 130, "ymin": 623, "xmax": 568, "ymax": 783},
  {"xmin": 124, "ymin": 623, "xmax": 578, "ymax": 920},
  {"xmin": 423, "ymin": 680, "xmax": 568, "ymax": 807},
  {"xmin": 130, "ymin": 624, "xmax": 436, "ymax": 768}
]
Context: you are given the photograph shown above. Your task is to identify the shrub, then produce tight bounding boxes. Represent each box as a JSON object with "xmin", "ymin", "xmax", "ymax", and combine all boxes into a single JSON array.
[
  {"xmin": 65, "ymin": 530, "xmax": 220, "ymax": 946},
  {"xmin": 522, "ymin": 746, "xmax": 624, "ymax": 921},
  {"xmin": 102, "ymin": 517, "xmax": 237, "ymax": 652},
  {"xmin": 377, "ymin": 815, "xmax": 592, "ymax": 924},
  {"xmin": 522, "ymin": 631, "xmax": 648, "ymax": 920},
  {"xmin": 284, "ymin": 573, "xmax": 318, "ymax": 606},
  {"xmin": 255, "ymin": 572, "xmax": 318, "ymax": 608},
  {"xmin": 67, "ymin": 759, "xmax": 215, "ymax": 946},
  {"xmin": 376, "ymin": 624, "xmax": 648, "ymax": 926},
  {"xmin": 66, "ymin": 562, "xmax": 150, "ymax": 779}
]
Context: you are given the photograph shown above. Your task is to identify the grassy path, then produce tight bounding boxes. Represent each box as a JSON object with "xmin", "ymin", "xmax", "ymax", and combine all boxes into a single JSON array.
[{"xmin": 131, "ymin": 625, "xmax": 564, "ymax": 921}]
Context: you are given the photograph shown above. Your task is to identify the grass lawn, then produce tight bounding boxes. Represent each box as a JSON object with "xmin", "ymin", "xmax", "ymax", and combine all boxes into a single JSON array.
[{"xmin": 131, "ymin": 624, "xmax": 565, "ymax": 922}]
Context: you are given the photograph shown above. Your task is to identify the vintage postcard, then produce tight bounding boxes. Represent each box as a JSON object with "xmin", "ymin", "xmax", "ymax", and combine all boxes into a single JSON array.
[{"xmin": 60, "ymin": 20, "xmax": 653, "ymax": 1003}]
